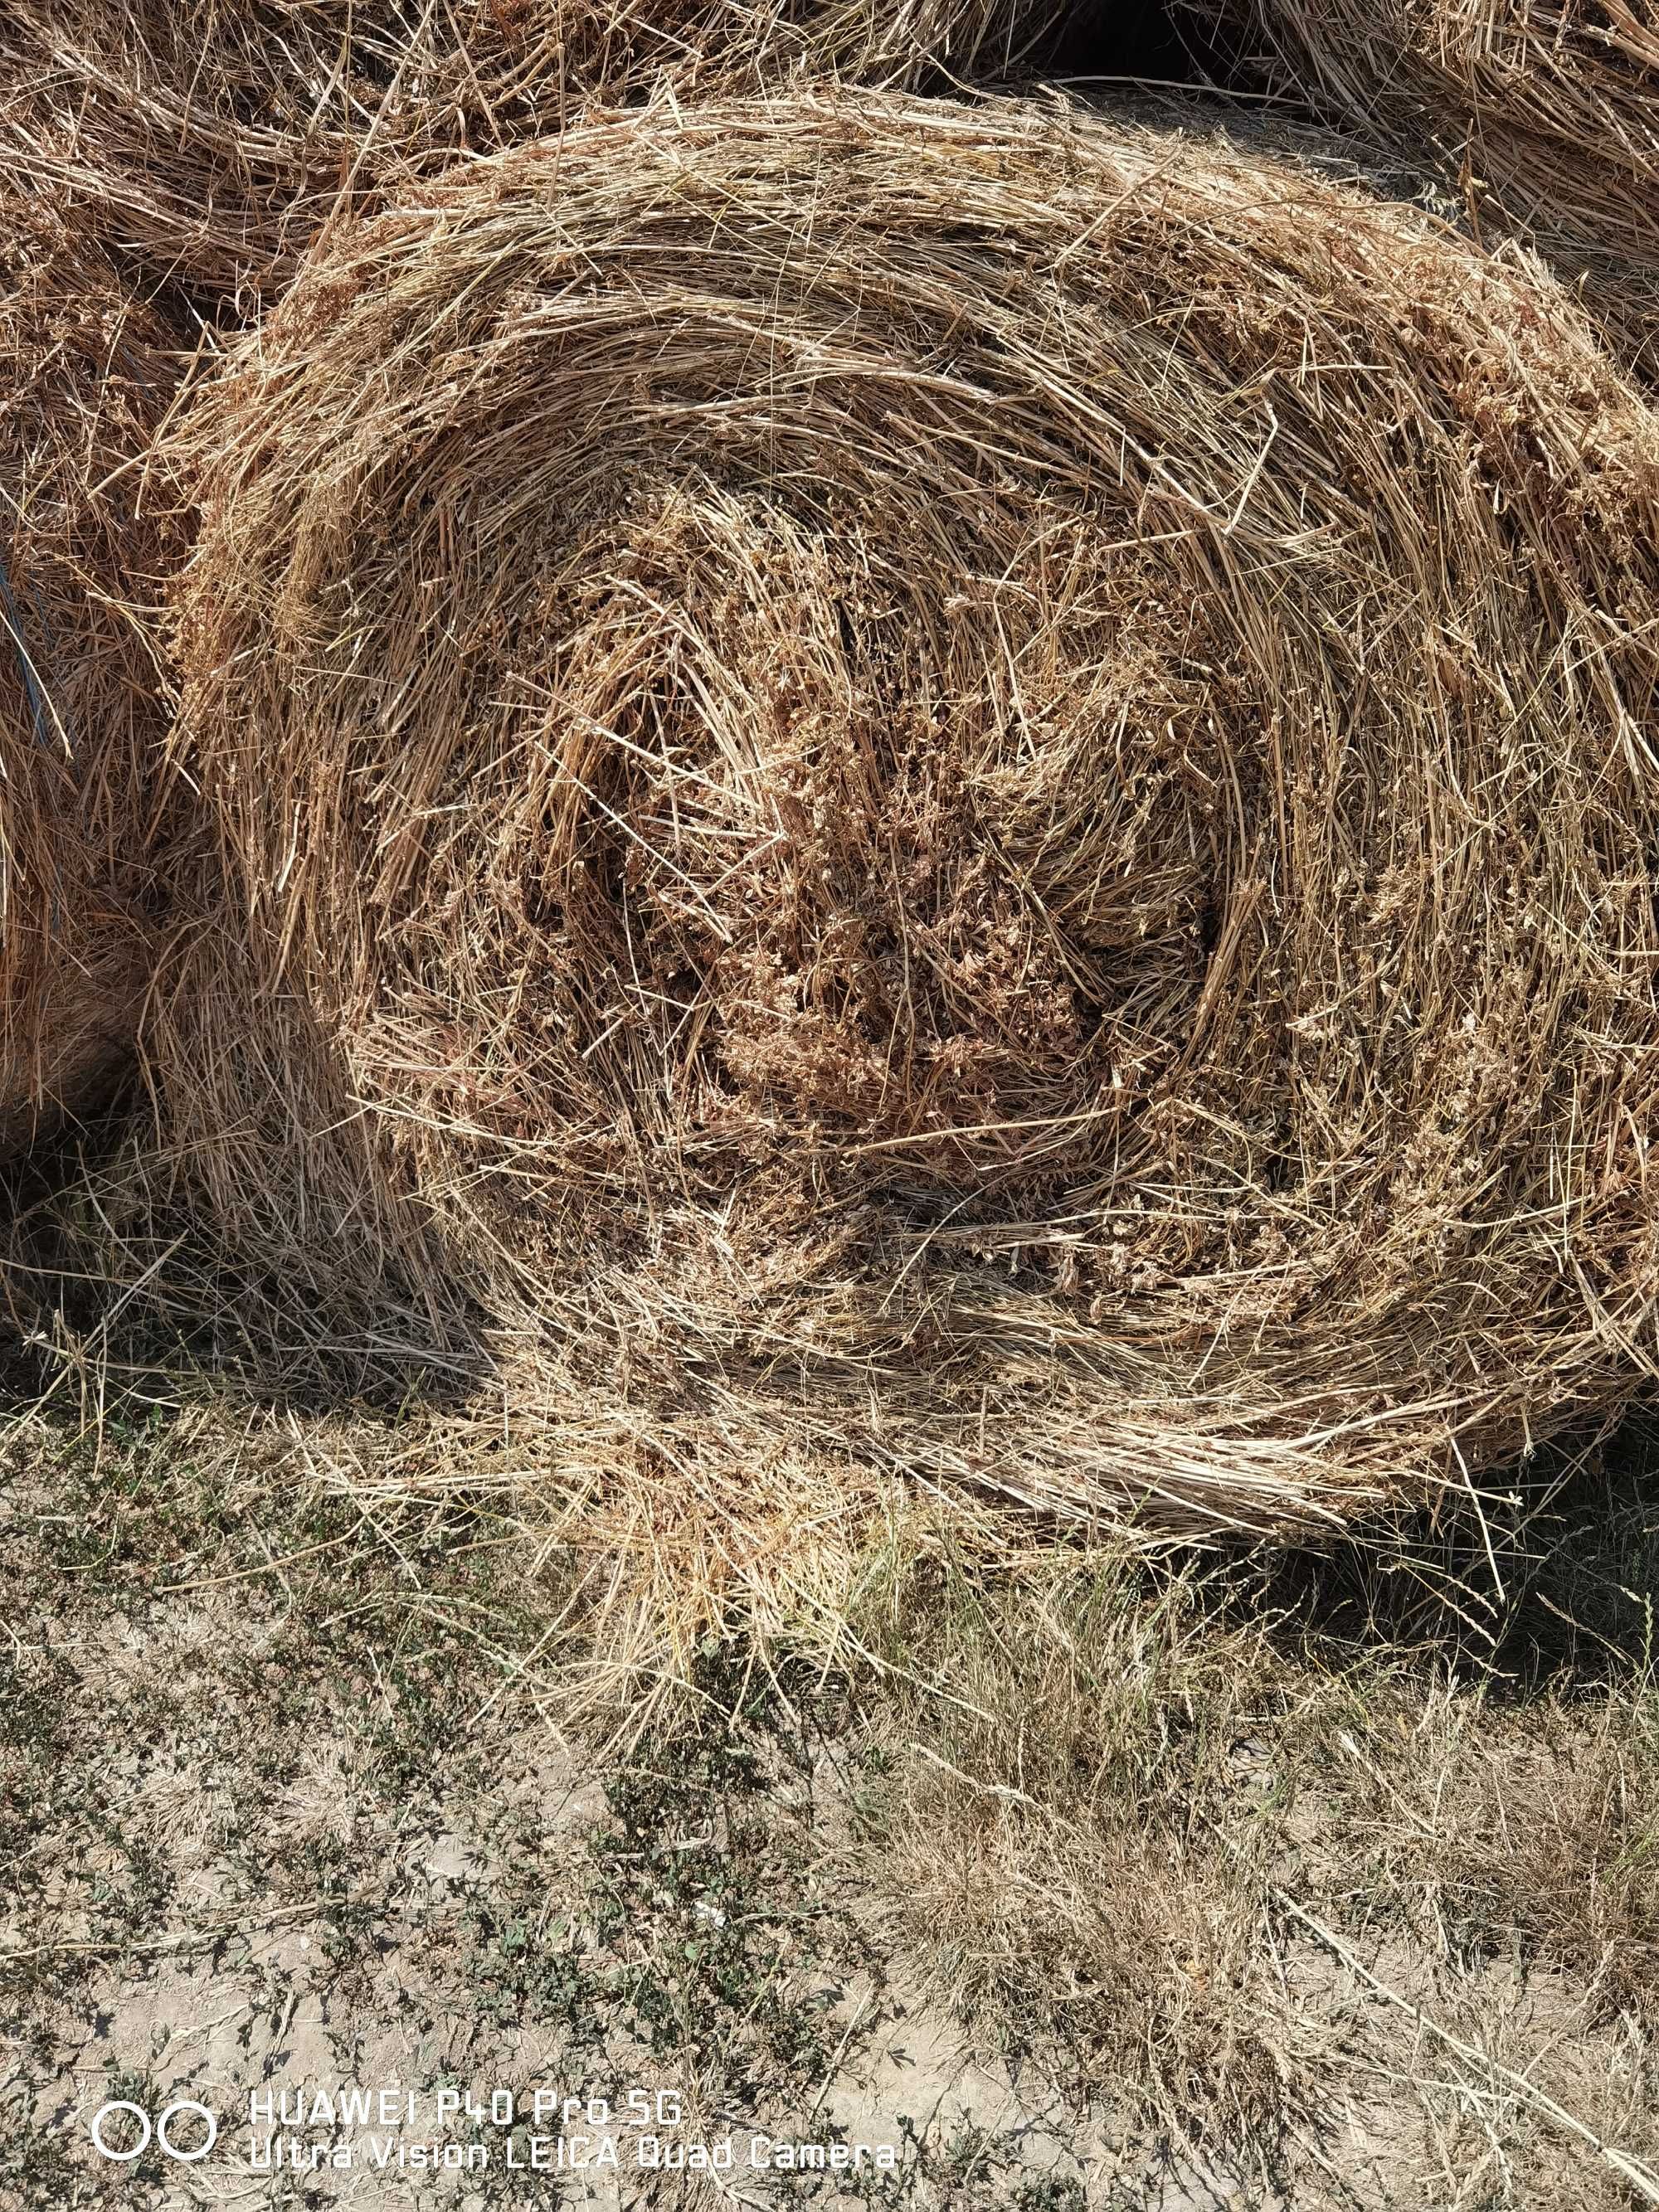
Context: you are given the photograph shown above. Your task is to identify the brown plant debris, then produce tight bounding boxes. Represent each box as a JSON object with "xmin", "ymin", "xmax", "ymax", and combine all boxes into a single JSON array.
[{"xmin": 157, "ymin": 91, "xmax": 1659, "ymax": 1548}]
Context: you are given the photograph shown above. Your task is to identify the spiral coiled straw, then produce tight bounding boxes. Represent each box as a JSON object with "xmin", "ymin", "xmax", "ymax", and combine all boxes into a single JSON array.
[{"xmin": 158, "ymin": 93, "xmax": 1659, "ymax": 1552}]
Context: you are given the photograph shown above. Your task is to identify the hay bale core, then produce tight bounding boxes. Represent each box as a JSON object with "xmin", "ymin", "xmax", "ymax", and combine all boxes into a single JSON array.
[{"xmin": 165, "ymin": 94, "xmax": 1659, "ymax": 1534}]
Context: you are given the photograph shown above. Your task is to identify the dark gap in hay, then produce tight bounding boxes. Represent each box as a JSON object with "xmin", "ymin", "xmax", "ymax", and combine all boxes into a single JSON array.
[
  {"xmin": 0, "ymin": 1095, "xmax": 141, "ymax": 1252},
  {"xmin": 1231, "ymin": 1420, "xmax": 1659, "ymax": 1697},
  {"xmin": 0, "ymin": 187, "xmax": 184, "ymax": 1166},
  {"xmin": 0, "ymin": 1199, "xmax": 495, "ymax": 1419},
  {"xmin": 1031, "ymin": 0, "xmax": 1226, "ymax": 86},
  {"xmin": 1, "ymin": 1101, "xmax": 490, "ymax": 1421}
]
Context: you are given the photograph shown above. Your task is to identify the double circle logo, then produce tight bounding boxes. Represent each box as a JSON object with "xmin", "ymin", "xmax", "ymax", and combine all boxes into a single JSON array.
[{"xmin": 90, "ymin": 2099, "xmax": 218, "ymax": 2162}]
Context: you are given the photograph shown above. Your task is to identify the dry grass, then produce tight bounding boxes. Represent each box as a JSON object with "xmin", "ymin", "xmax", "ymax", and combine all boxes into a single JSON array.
[
  {"xmin": 1347, "ymin": 1682, "xmax": 1659, "ymax": 2019},
  {"xmin": 5, "ymin": 1371, "xmax": 1655, "ymax": 2205},
  {"xmin": 0, "ymin": 184, "xmax": 180, "ymax": 1164},
  {"xmin": 0, "ymin": 0, "xmax": 1063, "ymax": 312},
  {"xmin": 144, "ymin": 90, "xmax": 1659, "ymax": 1576},
  {"xmin": 848, "ymin": 1468, "xmax": 1659, "ymax": 2198},
  {"xmin": 854, "ymin": 1553, "xmax": 1308, "ymax": 2142},
  {"xmin": 1194, "ymin": 0, "xmax": 1659, "ymax": 379}
]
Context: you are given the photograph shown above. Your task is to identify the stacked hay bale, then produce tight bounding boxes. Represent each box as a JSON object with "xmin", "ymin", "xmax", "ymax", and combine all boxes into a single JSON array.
[
  {"xmin": 158, "ymin": 93, "xmax": 1659, "ymax": 1539},
  {"xmin": 1, "ymin": 7, "xmax": 1061, "ymax": 1181},
  {"xmin": 1, "ymin": 0, "xmax": 1067, "ymax": 312},
  {"xmin": 0, "ymin": 188, "xmax": 178, "ymax": 1161},
  {"xmin": 1191, "ymin": 0, "xmax": 1659, "ymax": 380}
]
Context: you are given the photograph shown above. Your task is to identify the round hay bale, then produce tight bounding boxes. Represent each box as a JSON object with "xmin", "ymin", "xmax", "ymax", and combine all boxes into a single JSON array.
[
  {"xmin": 2, "ymin": 0, "xmax": 1064, "ymax": 311},
  {"xmin": 1, "ymin": 190, "xmax": 178, "ymax": 1160},
  {"xmin": 1188, "ymin": 0, "xmax": 1659, "ymax": 380},
  {"xmin": 161, "ymin": 93, "xmax": 1659, "ymax": 1538}
]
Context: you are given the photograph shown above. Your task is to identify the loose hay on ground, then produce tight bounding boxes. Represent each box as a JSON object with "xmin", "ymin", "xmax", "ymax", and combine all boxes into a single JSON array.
[
  {"xmin": 0, "ymin": 188, "xmax": 178, "ymax": 1163},
  {"xmin": 154, "ymin": 91, "xmax": 1659, "ymax": 1569},
  {"xmin": 0, "ymin": 0, "xmax": 1065, "ymax": 312},
  {"xmin": 1190, "ymin": 0, "xmax": 1659, "ymax": 381}
]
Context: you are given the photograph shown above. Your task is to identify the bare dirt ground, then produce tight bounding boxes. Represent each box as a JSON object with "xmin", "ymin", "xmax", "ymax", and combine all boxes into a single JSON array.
[{"xmin": 3, "ymin": 1391, "xmax": 1657, "ymax": 2210}]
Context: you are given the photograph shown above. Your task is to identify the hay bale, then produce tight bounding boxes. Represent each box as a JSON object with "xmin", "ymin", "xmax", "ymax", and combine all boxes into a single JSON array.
[
  {"xmin": 0, "ymin": 190, "xmax": 178, "ymax": 1160},
  {"xmin": 1, "ymin": 1, "xmax": 1063, "ymax": 311},
  {"xmin": 1190, "ymin": 0, "xmax": 1659, "ymax": 379},
  {"xmin": 159, "ymin": 92, "xmax": 1659, "ymax": 1537}
]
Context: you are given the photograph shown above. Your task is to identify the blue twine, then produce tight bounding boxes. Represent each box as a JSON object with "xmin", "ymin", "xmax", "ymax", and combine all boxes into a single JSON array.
[{"xmin": 0, "ymin": 541, "xmax": 60, "ymax": 753}]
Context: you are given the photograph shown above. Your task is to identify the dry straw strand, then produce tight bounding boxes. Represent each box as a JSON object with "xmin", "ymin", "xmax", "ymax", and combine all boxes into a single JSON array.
[{"xmin": 154, "ymin": 91, "xmax": 1659, "ymax": 1584}]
